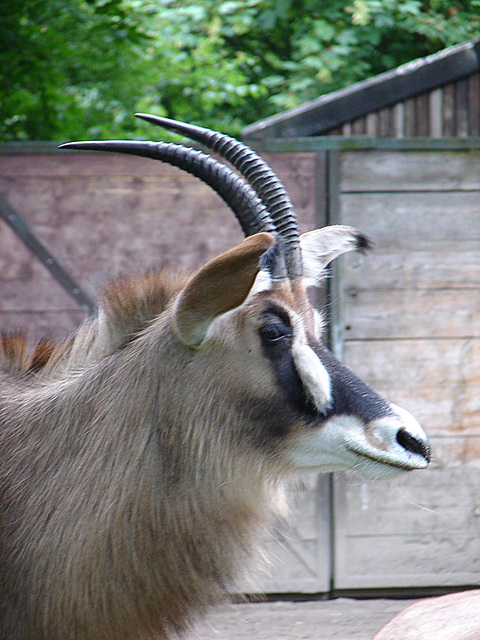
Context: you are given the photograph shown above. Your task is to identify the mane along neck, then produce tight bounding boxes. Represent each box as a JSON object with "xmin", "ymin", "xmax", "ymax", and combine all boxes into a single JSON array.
[{"xmin": 0, "ymin": 269, "xmax": 190, "ymax": 377}]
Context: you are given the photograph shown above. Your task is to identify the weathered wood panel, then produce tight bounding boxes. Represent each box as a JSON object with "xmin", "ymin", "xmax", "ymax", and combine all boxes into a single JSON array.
[
  {"xmin": 343, "ymin": 288, "xmax": 480, "ymax": 340},
  {"xmin": 245, "ymin": 474, "xmax": 331, "ymax": 594},
  {"xmin": 0, "ymin": 150, "xmax": 316, "ymax": 342},
  {"xmin": 340, "ymin": 209, "xmax": 480, "ymax": 249},
  {"xmin": 334, "ymin": 147, "xmax": 480, "ymax": 589},
  {"xmin": 0, "ymin": 223, "xmax": 82, "ymax": 316},
  {"xmin": 339, "ymin": 180, "xmax": 480, "ymax": 345},
  {"xmin": 341, "ymin": 150, "xmax": 480, "ymax": 191},
  {"xmin": 339, "ymin": 150, "xmax": 480, "ymax": 437},
  {"xmin": 469, "ymin": 73, "xmax": 480, "ymax": 136},
  {"xmin": 343, "ymin": 244, "xmax": 480, "ymax": 290}
]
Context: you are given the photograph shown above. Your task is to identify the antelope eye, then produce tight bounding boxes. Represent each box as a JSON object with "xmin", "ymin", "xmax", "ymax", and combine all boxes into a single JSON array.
[{"xmin": 259, "ymin": 319, "xmax": 292, "ymax": 343}]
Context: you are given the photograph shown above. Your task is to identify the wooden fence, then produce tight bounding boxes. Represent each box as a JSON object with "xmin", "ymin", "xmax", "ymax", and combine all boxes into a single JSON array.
[{"xmin": 0, "ymin": 147, "xmax": 317, "ymax": 341}]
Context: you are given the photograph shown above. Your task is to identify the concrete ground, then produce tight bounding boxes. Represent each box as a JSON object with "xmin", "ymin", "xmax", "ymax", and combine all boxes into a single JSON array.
[{"xmin": 183, "ymin": 598, "xmax": 419, "ymax": 640}]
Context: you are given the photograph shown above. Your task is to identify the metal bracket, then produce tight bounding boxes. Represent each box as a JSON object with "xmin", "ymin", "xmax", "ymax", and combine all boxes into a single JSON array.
[{"xmin": 0, "ymin": 195, "xmax": 95, "ymax": 314}]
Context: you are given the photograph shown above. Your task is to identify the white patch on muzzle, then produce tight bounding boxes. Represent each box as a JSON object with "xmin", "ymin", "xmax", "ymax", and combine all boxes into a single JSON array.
[
  {"xmin": 292, "ymin": 341, "xmax": 332, "ymax": 412},
  {"xmin": 390, "ymin": 403, "xmax": 427, "ymax": 442},
  {"xmin": 340, "ymin": 403, "xmax": 430, "ymax": 478}
]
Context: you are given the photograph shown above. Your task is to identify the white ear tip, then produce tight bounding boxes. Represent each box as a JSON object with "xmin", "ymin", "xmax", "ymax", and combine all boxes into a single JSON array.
[
  {"xmin": 301, "ymin": 225, "xmax": 373, "ymax": 253},
  {"xmin": 300, "ymin": 225, "xmax": 374, "ymax": 287}
]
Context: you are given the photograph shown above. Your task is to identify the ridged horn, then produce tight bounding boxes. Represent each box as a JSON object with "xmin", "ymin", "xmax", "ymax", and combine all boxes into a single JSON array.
[
  {"xmin": 59, "ymin": 140, "xmax": 276, "ymax": 237},
  {"xmin": 135, "ymin": 114, "xmax": 302, "ymax": 279}
]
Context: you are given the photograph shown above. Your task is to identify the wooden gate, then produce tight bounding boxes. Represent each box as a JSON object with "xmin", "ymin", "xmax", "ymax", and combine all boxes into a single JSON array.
[
  {"xmin": 331, "ymin": 148, "xmax": 480, "ymax": 589},
  {"xmin": 252, "ymin": 143, "xmax": 480, "ymax": 593}
]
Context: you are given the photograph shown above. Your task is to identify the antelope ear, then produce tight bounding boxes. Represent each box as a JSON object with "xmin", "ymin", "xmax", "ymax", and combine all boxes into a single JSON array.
[
  {"xmin": 300, "ymin": 225, "xmax": 373, "ymax": 287},
  {"xmin": 173, "ymin": 233, "xmax": 276, "ymax": 347}
]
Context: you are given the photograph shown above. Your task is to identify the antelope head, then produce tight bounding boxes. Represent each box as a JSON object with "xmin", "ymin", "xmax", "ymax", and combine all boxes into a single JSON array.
[{"xmin": 60, "ymin": 117, "xmax": 430, "ymax": 481}]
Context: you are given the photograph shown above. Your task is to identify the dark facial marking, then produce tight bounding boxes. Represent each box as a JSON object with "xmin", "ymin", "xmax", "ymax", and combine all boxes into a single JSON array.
[
  {"xmin": 238, "ymin": 397, "xmax": 306, "ymax": 448},
  {"xmin": 259, "ymin": 306, "xmax": 316, "ymax": 416},
  {"xmin": 310, "ymin": 341, "xmax": 393, "ymax": 422}
]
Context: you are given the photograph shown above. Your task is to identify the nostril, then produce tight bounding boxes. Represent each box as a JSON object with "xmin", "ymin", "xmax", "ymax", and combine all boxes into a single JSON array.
[{"xmin": 396, "ymin": 428, "xmax": 431, "ymax": 463}]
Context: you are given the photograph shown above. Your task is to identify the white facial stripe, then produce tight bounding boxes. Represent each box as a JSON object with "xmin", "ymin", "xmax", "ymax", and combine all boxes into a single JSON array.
[
  {"xmin": 312, "ymin": 308, "xmax": 324, "ymax": 341},
  {"xmin": 292, "ymin": 341, "xmax": 332, "ymax": 411}
]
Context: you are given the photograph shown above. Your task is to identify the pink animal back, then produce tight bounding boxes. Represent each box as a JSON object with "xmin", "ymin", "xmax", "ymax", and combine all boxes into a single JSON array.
[{"xmin": 374, "ymin": 590, "xmax": 480, "ymax": 640}]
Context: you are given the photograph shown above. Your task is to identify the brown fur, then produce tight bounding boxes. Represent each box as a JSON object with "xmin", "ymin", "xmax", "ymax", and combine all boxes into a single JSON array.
[
  {"xmin": 0, "ymin": 335, "xmax": 57, "ymax": 375},
  {"xmin": 0, "ymin": 334, "xmax": 28, "ymax": 374},
  {"xmin": 0, "ymin": 244, "xmax": 299, "ymax": 640}
]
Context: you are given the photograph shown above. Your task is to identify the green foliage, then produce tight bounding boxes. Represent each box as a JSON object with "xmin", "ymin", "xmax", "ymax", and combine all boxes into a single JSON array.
[
  {"xmin": 0, "ymin": 0, "xmax": 157, "ymax": 141},
  {"xmin": 1, "ymin": 0, "xmax": 479, "ymax": 140}
]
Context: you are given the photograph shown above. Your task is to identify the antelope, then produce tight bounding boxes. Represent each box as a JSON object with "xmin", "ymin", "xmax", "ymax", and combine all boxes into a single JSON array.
[{"xmin": 0, "ymin": 116, "xmax": 430, "ymax": 640}]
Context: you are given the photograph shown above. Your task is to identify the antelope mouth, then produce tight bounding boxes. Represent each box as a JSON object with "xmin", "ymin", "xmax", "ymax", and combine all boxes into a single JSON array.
[{"xmin": 345, "ymin": 442, "xmax": 429, "ymax": 471}]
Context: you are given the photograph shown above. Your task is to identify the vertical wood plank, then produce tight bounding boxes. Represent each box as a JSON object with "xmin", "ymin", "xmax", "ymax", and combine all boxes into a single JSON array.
[
  {"xmin": 443, "ymin": 83, "xmax": 456, "ymax": 136},
  {"xmin": 415, "ymin": 93, "xmax": 429, "ymax": 136},
  {"xmin": 403, "ymin": 98, "xmax": 416, "ymax": 136},
  {"xmin": 392, "ymin": 103, "xmax": 405, "ymax": 138},
  {"xmin": 366, "ymin": 112, "xmax": 378, "ymax": 136},
  {"xmin": 342, "ymin": 122, "xmax": 352, "ymax": 136},
  {"xmin": 325, "ymin": 150, "xmax": 343, "ymax": 360},
  {"xmin": 468, "ymin": 72, "xmax": 480, "ymax": 136},
  {"xmin": 429, "ymin": 88, "xmax": 443, "ymax": 137},
  {"xmin": 456, "ymin": 77, "xmax": 469, "ymax": 138},
  {"xmin": 378, "ymin": 107, "xmax": 393, "ymax": 136},
  {"xmin": 352, "ymin": 117, "xmax": 366, "ymax": 135},
  {"xmin": 314, "ymin": 152, "xmax": 328, "ymax": 228},
  {"xmin": 311, "ymin": 152, "xmax": 329, "ymax": 320}
]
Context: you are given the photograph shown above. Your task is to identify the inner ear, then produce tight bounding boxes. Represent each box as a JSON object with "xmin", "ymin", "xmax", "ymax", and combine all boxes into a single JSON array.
[{"xmin": 173, "ymin": 233, "xmax": 275, "ymax": 347}]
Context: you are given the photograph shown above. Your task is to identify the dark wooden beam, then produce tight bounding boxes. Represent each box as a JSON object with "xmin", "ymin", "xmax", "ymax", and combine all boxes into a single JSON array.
[{"xmin": 0, "ymin": 196, "xmax": 95, "ymax": 314}]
